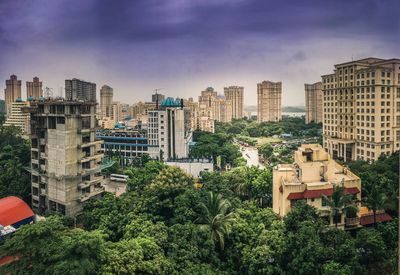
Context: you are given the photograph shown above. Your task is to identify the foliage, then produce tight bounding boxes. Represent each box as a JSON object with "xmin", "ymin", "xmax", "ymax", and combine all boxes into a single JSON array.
[{"xmin": 0, "ymin": 119, "xmax": 31, "ymax": 200}]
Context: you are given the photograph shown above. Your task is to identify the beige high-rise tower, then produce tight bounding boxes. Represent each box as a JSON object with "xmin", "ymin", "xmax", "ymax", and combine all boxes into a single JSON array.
[
  {"xmin": 4, "ymin": 75, "xmax": 22, "ymax": 115},
  {"xmin": 322, "ymin": 57, "xmax": 400, "ymax": 162},
  {"xmin": 257, "ymin": 81, "xmax": 282, "ymax": 122},
  {"xmin": 305, "ymin": 82, "xmax": 323, "ymax": 124},
  {"xmin": 26, "ymin": 77, "xmax": 43, "ymax": 100},
  {"xmin": 100, "ymin": 85, "xmax": 113, "ymax": 119},
  {"xmin": 224, "ymin": 86, "xmax": 244, "ymax": 119}
]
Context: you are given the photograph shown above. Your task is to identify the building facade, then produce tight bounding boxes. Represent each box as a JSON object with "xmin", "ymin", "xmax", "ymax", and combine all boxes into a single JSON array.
[
  {"xmin": 26, "ymin": 77, "xmax": 43, "ymax": 100},
  {"xmin": 224, "ymin": 86, "xmax": 244, "ymax": 119},
  {"xmin": 100, "ymin": 85, "xmax": 113, "ymax": 119},
  {"xmin": 273, "ymin": 144, "xmax": 362, "ymax": 229},
  {"xmin": 148, "ymin": 97, "xmax": 191, "ymax": 161},
  {"xmin": 97, "ymin": 129, "xmax": 153, "ymax": 165},
  {"xmin": 305, "ymin": 82, "xmax": 323, "ymax": 124},
  {"xmin": 3, "ymin": 100, "xmax": 31, "ymax": 135},
  {"xmin": 4, "ymin": 75, "xmax": 22, "ymax": 115},
  {"xmin": 322, "ymin": 57, "xmax": 400, "ymax": 162},
  {"xmin": 27, "ymin": 100, "xmax": 104, "ymax": 216},
  {"xmin": 65, "ymin": 78, "xmax": 97, "ymax": 102},
  {"xmin": 257, "ymin": 81, "xmax": 282, "ymax": 122}
]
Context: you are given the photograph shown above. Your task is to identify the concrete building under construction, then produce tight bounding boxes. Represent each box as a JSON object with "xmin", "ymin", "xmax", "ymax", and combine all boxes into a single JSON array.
[{"xmin": 27, "ymin": 99, "xmax": 105, "ymax": 216}]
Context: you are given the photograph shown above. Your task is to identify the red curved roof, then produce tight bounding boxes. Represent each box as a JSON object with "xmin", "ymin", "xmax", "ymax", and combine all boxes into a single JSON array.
[{"xmin": 0, "ymin": 196, "xmax": 34, "ymax": 226}]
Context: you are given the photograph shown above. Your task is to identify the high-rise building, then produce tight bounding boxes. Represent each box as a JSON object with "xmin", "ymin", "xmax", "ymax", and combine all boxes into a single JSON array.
[
  {"xmin": 65, "ymin": 78, "xmax": 96, "ymax": 102},
  {"xmin": 27, "ymin": 100, "xmax": 104, "ymax": 216},
  {"xmin": 322, "ymin": 57, "xmax": 400, "ymax": 162},
  {"xmin": 26, "ymin": 77, "xmax": 43, "ymax": 100},
  {"xmin": 130, "ymin": 101, "xmax": 157, "ymax": 119},
  {"xmin": 273, "ymin": 144, "xmax": 362, "ymax": 229},
  {"xmin": 216, "ymin": 95, "xmax": 233, "ymax": 123},
  {"xmin": 224, "ymin": 86, "xmax": 244, "ymax": 119},
  {"xmin": 198, "ymin": 87, "xmax": 218, "ymax": 120},
  {"xmin": 4, "ymin": 75, "xmax": 22, "ymax": 115},
  {"xmin": 148, "ymin": 97, "xmax": 191, "ymax": 160},
  {"xmin": 100, "ymin": 85, "xmax": 113, "ymax": 119},
  {"xmin": 257, "ymin": 81, "xmax": 282, "ymax": 122},
  {"xmin": 305, "ymin": 82, "xmax": 323, "ymax": 124},
  {"xmin": 192, "ymin": 102, "xmax": 215, "ymax": 133},
  {"xmin": 3, "ymin": 99, "xmax": 31, "ymax": 136}
]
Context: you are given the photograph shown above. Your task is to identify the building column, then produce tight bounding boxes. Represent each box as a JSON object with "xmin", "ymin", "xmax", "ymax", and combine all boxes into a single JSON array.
[{"xmin": 344, "ymin": 143, "xmax": 347, "ymax": 162}]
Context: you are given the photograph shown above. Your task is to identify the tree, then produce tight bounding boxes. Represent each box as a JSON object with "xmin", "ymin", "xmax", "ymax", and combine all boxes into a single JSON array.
[
  {"xmin": 322, "ymin": 185, "xmax": 358, "ymax": 228},
  {"xmin": 363, "ymin": 178, "xmax": 389, "ymax": 227},
  {"xmin": 259, "ymin": 144, "xmax": 273, "ymax": 159},
  {"xmin": 195, "ymin": 192, "xmax": 236, "ymax": 250}
]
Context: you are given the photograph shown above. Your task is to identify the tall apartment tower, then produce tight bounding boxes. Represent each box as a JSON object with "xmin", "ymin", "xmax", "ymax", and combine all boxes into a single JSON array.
[
  {"xmin": 257, "ymin": 81, "xmax": 282, "ymax": 122},
  {"xmin": 27, "ymin": 100, "xmax": 104, "ymax": 216},
  {"xmin": 148, "ymin": 97, "xmax": 191, "ymax": 160},
  {"xmin": 100, "ymin": 85, "xmax": 113, "ymax": 119},
  {"xmin": 224, "ymin": 86, "xmax": 244, "ymax": 119},
  {"xmin": 198, "ymin": 87, "xmax": 218, "ymax": 119},
  {"xmin": 4, "ymin": 75, "xmax": 22, "ymax": 115},
  {"xmin": 65, "ymin": 78, "xmax": 96, "ymax": 102},
  {"xmin": 26, "ymin": 77, "xmax": 43, "ymax": 100},
  {"xmin": 305, "ymin": 82, "xmax": 323, "ymax": 124},
  {"xmin": 322, "ymin": 57, "xmax": 400, "ymax": 162}
]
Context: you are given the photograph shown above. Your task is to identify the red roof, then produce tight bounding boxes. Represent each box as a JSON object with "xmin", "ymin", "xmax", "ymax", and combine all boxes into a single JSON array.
[
  {"xmin": 360, "ymin": 213, "xmax": 392, "ymax": 225},
  {"xmin": 0, "ymin": 256, "xmax": 19, "ymax": 267},
  {"xmin": 287, "ymin": 192, "xmax": 304, "ymax": 200},
  {"xmin": 0, "ymin": 196, "xmax": 34, "ymax": 227},
  {"xmin": 303, "ymin": 188, "xmax": 333, "ymax": 199}
]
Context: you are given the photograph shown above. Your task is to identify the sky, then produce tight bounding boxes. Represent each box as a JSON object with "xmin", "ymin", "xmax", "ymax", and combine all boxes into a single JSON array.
[{"xmin": 0, "ymin": 0, "xmax": 399, "ymax": 106}]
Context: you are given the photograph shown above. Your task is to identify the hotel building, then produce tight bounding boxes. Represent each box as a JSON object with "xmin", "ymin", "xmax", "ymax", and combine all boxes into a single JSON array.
[{"xmin": 322, "ymin": 57, "xmax": 400, "ymax": 162}]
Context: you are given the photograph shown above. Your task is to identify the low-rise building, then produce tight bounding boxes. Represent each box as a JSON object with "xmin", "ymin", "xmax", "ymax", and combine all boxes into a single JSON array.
[
  {"xmin": 273, "ymin": 144, "xmax": 362, "ymax": 228},
  {"xmin": 165, "ymin": 159, "xmax": 213, "ymax": 178}
]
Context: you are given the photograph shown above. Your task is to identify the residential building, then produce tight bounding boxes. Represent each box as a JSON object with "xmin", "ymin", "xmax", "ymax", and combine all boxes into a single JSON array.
[
  {"xmin": 65, "ymin": 78, "xmax": 96, "ymax": 102},
  {"xmin": 3, "ymin": 99, "xmax": 31, "ymax": 135},
  {"xmin": 192, "ymin": 102, "xmax": 215, "ymax": 133},
  {"xmin": 322, "ymin": 57, "xmax": 400, "ymax": 162},
  {"xmin": 129, "ymin": 101, "xmax": 157, "ymax": 119},
  {"xmin": 99, "ymin": 117, "xmax": 116, "ymax": 129},
  {"xmin": 100, "ymin": 85, "xmax": 113, "ymax": 119},
  {"xmin": 26, "ymin": 77, "xmax": 43, "ymax": 100},
  {"xmin": 216, "ymin": 95, "xmax": 233, "ymax": 123},
  {"xmin": 198, "ymin": 87, "xmax": 218, "ymax": 120},
  {"xmin": 224, "ymin": 86, "xmax": 244, "ymax": 119},
  {"xmin": 97, "ymin": 129, "xmax": 154, "ymax": 165},
  {"xmin": 257, "ymin": 81, "xmax": 282, "ymax": 122},
  {"xmin": 4, "ymin": 75, "xmax": 22, "ymax": 115},
  {"xmin": 148, "ymin": 97, "xmax": 191, "ymax": 161},
  {"xmin": 27, "ymin": 99, "xmax": 104, "ymax": 216},
  {"xmin": 165, "ymin": 159, "xmax": 213, "ymax": 178},
  {"xmin": 305, "ymin": 82, "xmax": 323, "ymax": 124},
  {"xmin": 273, "ymin": 144, "xmax": 362, "ymax": 229}
]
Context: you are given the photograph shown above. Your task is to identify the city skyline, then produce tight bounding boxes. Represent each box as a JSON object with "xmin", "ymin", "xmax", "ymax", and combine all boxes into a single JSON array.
[{"xmin": 1, "ymin": 0, "xmax": 399, "ymax": 106}]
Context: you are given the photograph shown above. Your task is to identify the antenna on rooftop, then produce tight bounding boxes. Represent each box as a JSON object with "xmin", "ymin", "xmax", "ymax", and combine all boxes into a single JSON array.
[{"xmin": 44, "ymin": 87, "xmax": 53, "ymax": 98}]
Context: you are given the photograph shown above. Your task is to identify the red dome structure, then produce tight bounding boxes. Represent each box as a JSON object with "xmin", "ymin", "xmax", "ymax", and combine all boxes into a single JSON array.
[{"xmin": 0, "ymin": 196, "xmax": 34, "ymax": 228}]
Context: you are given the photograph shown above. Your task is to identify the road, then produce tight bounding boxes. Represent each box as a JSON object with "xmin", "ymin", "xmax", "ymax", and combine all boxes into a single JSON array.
[{"xmin": 240, "ymin": 145, "xmax": 265, "ymax": 169}]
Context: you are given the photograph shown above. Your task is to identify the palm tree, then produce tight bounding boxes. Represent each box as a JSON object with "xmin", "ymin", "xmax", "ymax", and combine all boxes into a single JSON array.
[
  {"xmin": 195, "ymin": 192, "xmax": 236, "ymax": 250},
  {"xmin": 322, "ymin": 185, "xmax": 358, "ymax": 228},
  {"xmin": 363, "ymin": 180, "xmax": 388, "ymax": 228}
]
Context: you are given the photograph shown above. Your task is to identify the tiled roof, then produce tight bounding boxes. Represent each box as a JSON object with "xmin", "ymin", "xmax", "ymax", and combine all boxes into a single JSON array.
[
  {"xmin": 360, "ymin": 213, "xmax": 392, "ymax": 225},
  {"xmin": 0, "ymin": 196, "xmax": 34, "ymax": 227},
  {"xmin": 287, "ymin": 187, "xmax": 360, "ymax": 200}
]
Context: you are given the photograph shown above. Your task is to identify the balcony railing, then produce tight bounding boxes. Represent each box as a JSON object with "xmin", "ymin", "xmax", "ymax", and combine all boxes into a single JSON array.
[{"xmin": 78, "ymin": 187, "xmax": 104, "ymax": 202}]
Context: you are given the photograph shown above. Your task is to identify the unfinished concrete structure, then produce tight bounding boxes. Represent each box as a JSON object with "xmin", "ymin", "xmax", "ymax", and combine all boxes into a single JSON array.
[{"xmin": 27, "ymin": 99, "xmax": 104, "ymax": 216}]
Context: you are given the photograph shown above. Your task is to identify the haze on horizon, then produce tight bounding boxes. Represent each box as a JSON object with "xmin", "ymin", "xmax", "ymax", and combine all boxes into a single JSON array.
[{"xmin": 0, "ymin": 0, "xmax": 399, "ymax": 106}]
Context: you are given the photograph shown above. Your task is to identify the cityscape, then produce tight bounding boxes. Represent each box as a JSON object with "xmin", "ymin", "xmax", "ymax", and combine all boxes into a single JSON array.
[{"xmin": 0, "ymin": 0, "xmax": 399, "ymax": 274}]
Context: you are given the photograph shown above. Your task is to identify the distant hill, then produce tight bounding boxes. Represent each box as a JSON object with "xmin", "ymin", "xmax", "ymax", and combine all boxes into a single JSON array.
[
  {"xmin": 244, "ymin": 105, "xmax": 305, "ymax": 113},
  {"xmin": 282, "ymin": 106, "xmax": 305, "ymax": 112}
]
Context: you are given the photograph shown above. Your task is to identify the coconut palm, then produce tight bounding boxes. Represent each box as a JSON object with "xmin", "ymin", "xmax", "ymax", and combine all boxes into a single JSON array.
[
  {"xmin": 363, "ymin": 179, "xmax": 388, "ymax": 228},
  {"xmin": 195, "ymin": 191, "xmax": 236, "ymax": 250},
  {"xmin": 322, "ymin": 185, "xmax": 358, "ymax": 228}
]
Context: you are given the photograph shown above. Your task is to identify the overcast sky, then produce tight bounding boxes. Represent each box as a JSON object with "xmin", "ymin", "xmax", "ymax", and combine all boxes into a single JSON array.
[{"xmin": 0, "ymin": 0, "xmax": 399, "ymax": 106}]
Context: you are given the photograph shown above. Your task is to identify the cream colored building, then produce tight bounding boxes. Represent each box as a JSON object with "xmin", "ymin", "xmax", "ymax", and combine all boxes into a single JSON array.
[
  {"xmin": 192, "ymin": 102, "xmax": 215, "ymax": 133},
  {"xmin": 257, "ymin": 81, "xmax": 282, "ymax": 122},
  {"xmin": 100, "ymin": 85, "xmax": 113, "ymax": 119},
  {"xmin": 224, "ymin": 86, "xmax": 244, "ymax": 119},
  {"xmin": 322, "ymin": 57, "xmax": 400, "ymax": 162},
  {"xmin": 4, "ymin": 75, "xmax": 22, "ymax": 115},
  {"xmin": 26, "ymin": 77, "xmax": 43, "ymax": 100},
  {"xmin": 305, "ymin": 82, "xmax": 323, "ymax": 124},
  {"xmin": 273, "ymin": 144, "xmax": 362, "ymax": 228},
  {"xmin": 4, "ymin": 100, "xmax": 30, "ymax": 135},
  {"xmin": 99, "ymin": 117, "xmax": 116, "ymax": 129},
  {"xmin": 129, "ymin": 101, "xmax": 157, "ymax": 119}
]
